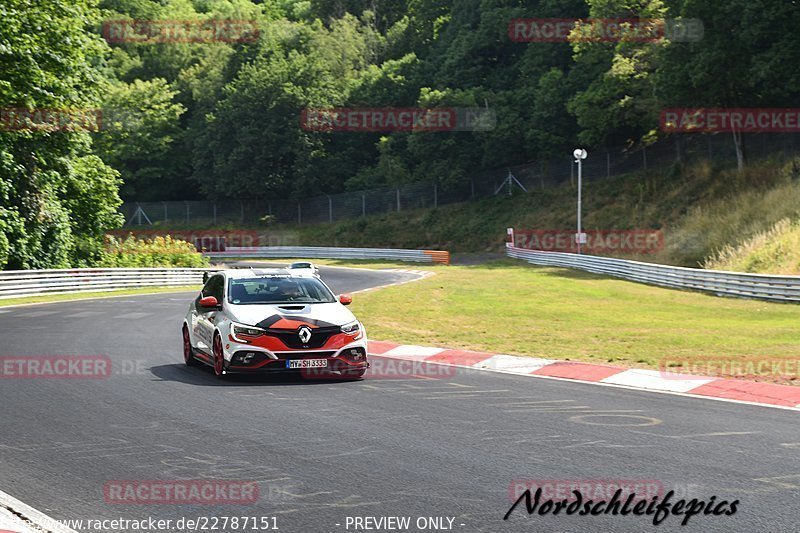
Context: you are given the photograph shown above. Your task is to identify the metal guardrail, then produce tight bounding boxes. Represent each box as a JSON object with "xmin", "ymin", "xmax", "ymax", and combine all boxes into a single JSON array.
[
  {"xmin": 0, "ymin": 246, "xmax": 449, "ymax": 299},
  {"xmin": 0, "ymin": 268, "xmax": 206, "ymax": 299},
  {"xmin": 205, "ymin": 246, "xmax": 451, "ymax": 265},
  {"xmin": 507, "ymin": 245, "xmax": 800, "ymax": 303}
]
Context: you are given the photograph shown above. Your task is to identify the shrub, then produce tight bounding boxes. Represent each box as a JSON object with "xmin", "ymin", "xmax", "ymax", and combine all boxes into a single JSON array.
[{"xmin": 99, "ymin": 234, "xmax": 209, "ymax": 268}]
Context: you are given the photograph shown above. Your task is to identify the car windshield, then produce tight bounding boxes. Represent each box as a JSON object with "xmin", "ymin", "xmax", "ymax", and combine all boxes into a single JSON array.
[
  {"xmin": 227, "ymin": 276, "xmax": 335, "ymax": 304},
  {"xmin": 290, "ymin": 262, "xmax": 312, "ymax": 268}
]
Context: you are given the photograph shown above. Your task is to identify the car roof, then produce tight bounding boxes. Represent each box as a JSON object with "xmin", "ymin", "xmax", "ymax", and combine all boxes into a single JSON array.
[{"xmin": 220, "ymin": 268, "xmax": 295, "ymax": 280}]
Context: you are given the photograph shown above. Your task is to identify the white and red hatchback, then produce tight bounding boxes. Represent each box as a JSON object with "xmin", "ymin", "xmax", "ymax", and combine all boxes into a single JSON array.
[{"xmin": 182, "ymin": 268, "xmax": 368, "ymax": 379}]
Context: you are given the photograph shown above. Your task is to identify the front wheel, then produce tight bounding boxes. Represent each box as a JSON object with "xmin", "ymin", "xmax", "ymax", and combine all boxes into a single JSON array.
[
  {"xmin": 183, "ymin": 326, "xmax": 199, "ymax": 367},
  {"xmin": 212, "ymin": 333, "xmax": 226, "ymax": 378}
]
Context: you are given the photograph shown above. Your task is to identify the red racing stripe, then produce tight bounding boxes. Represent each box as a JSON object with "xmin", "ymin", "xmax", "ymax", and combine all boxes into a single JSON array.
[
  {"xmin": 532, "ymin": 362, "xmax": 624, "ymax": 382},
  {"xmin": 426, "ymin": 349, "xmax": 495, "ymax": 366},
  {"xmin": 688, "ymin": 380, "xmax": 800, "ymax": 407}
]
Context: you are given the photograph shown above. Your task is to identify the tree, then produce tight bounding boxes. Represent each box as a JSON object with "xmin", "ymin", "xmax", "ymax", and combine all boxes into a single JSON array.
[
  {"xmin": 0, "ymin": 0, "xmax": 123, "ymax": 269},
  {"xmin": 568, "ymin": 0, "xmax": 668, "ymax": 148},
  {"xmin": 656, "ymin": 0, "xmax": 800, "ymax": 171},
  {"xmin": 93, "ymin": 78, "xmax": 186, "ymax": 200}
]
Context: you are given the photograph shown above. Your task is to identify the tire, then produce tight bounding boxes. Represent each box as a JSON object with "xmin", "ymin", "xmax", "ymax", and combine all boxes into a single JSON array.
[
  {"xmin": 183, "ymin": 326, "xmax": 199, "ymax": 367},
  {"xmin": 212, "ymin": 333, "xmax": 226, "ymax": 378}
]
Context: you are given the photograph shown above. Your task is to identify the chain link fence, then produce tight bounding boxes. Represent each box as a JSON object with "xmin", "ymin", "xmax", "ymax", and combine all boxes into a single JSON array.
[{"xmin": 121, "ymin": 132, "xmax": 800, "ymax": 227}]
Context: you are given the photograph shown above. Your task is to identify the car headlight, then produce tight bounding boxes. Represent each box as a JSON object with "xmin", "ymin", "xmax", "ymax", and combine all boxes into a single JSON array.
[
  {"xmin": 340, "ymin": 321, "xmax": 360, "ymax": 336},
  {"xmin": 231, "ymin": 322, "xmax": 266, "ymax": 342}
]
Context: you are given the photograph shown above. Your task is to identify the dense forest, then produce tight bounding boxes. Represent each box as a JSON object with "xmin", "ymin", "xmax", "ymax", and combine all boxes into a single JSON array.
[{"xmin": 1, "ymin": 0, "xmax": 799, "ymax": 269}]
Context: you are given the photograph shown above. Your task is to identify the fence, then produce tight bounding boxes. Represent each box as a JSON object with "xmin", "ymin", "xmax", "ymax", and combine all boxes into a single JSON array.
[
  {"xmin": 121, "ymin": 132, "xmax": 800, "ymax": 227},
  {"xmin": 0, "ymin": 268, "xmax": 206, "ymax": 299},
  {"xmin": 506, "ymin": 245, "xmax": 800, "ymax": 303},
  {"xmin": 205, "ymin": 246, "xmax": 450, "ymax": 264}
]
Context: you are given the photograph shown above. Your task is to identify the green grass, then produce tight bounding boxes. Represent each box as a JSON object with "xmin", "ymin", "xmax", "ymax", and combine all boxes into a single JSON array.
[
  {"xmin": 0, "ymin": 285, "xmax": 201, "ymax": 308},
  {"xmin": 280, "ymin": 155, "xmax": 800, "ymax": 270},
  {"xmin": 704, "ymin": 218, "xmax": 800, "ymax": 274},
  {"xmin": 350, "ymin": 260, "xmax": 800, "ymax": 384}
]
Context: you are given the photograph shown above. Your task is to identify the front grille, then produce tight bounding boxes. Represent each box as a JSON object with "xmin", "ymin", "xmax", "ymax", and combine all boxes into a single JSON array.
[
  {"xmin": 266, "ymin": 326, "xmax": 340, "ymax": 349},
  {"xmin": 273, "ymin": 351, "xmax": 336, "ymax": 360}
]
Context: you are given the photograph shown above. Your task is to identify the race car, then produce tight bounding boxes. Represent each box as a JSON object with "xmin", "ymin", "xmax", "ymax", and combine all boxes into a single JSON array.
[
  {"xmin": 287, "ymin": 261, "xmax": 320, "ymax": 276},
  {"xmin": 182, "ymin": 268, "xmax": 368, "ymax": 379}
]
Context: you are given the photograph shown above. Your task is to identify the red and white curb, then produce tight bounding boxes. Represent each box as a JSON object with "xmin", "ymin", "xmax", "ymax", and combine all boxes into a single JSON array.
[
  {"xmin": 368, "ymin": 341, "xmax": 800, "ymax": 411},
  {"xmin": 0, "ymin": 489, "xmax": 76, "ymax": 533}
]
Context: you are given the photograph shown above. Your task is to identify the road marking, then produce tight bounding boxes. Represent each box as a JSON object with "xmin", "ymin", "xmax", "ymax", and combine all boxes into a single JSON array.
[
  {"xmin": 423, "ymin": 395, "xmax": 514, "ymax": 400},
  {"xmin": 632, "ymin": 431, "xmax": 759, "ymax": 439},
  {"xmin": 61, "ymin": 311, "xmax": 101, "ymax": 318},
  {"xmin": 114, "ymin": 312, "xmax": 150, "ymax": 319},
  {"xmin": 569, "ymin": 414, "xmax": 663, "ymax": 427},
  {"xmin": 477, "ymin": 354, "xmax": 557, "ymax": 373},
  {"xmin": 489, "ymin": 400, "xmax": 575, "ymax": 406},
  {"xmin": 753, "ymin": 474, "xmax": 800, "ymax": 490},
  {"xmin": 563, "ymin": 440, "xmax": 657, "ymax": 449},
  {"xmin": 424, "ymin": 389, "xmax": 510, "ymax": 394},
  {"xmin": 503, "ymin": 406, "xmax": 593, "ymax": 412},
  {"xmin": 382, "ymin": 345, "xmax": 445, "ymax": 358},
  {"xmin": 601, "ymin": 368, "xmax": 716, "ymax": 392},
  {"xmin": 15, "ymin": 310, "xmax": 58, "ymax": 318}
]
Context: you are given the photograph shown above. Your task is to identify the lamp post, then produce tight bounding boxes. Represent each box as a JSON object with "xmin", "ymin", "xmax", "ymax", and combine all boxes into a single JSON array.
[{"xmin": 573, "ymin": 149, "xmax": 588, "ymax": 254}]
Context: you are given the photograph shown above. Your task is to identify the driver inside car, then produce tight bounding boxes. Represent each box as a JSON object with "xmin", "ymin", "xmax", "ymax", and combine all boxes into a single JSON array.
[{"xmin": 277, "ymin": 281, "xmax": 303, "ymax": 301}]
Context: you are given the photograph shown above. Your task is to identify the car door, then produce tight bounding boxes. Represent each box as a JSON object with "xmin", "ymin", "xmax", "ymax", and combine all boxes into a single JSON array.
[{"xmin": 194, "ymin": 274, "xmax": 224, "ymax": 354}]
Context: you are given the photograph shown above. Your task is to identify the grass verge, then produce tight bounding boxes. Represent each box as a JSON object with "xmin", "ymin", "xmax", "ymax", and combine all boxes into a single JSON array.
[{"xmin": 350, "ymin": 260, "xmax": 800, "ymax": 384}]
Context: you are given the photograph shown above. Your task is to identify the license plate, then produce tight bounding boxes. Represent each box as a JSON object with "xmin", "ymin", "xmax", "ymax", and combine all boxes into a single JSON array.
[{"xmin": 286, "ymin": 359, "xmax": 328, "ymax": 369}]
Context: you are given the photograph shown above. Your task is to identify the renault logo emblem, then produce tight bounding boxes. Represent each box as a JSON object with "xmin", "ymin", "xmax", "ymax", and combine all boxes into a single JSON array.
[{"xmin": 298, "ymin": 326, "xmax": 312, "ymax": 344}]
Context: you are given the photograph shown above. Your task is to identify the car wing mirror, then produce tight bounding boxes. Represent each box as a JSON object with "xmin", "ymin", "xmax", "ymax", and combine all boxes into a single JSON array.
[
  {"xmin": 199, "ymin": 296, "xmax": 219, "ymax": 308},
  {"xmin": 339, "ymin": 294, "xmax": 352, "ymax": 305}
]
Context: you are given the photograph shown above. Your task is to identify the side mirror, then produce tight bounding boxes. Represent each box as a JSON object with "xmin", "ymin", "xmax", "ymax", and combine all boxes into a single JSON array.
[
  {"xmin": 199, "ymin": 296, "xmax": 219, "ymax": 308},
  {"xmin": 338, "ymin": 294, "xmax": 352, "ymax": 306}
]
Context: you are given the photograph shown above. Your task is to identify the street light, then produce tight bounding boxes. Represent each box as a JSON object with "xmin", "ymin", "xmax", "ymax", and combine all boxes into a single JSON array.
[{"xmin": 573, "ymin": 149, "xmax": 588, "ymax": 254}]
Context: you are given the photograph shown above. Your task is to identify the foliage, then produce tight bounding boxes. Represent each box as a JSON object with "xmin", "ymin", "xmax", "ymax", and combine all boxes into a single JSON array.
[
  {"xmin": 0, "ymin": 0, "xmax": 123, "ymax": 270},
  {"xmin": 5, "ymin": 0, "xmax": 800, "ymax": 269},
  {"xmin": 99, "ymin": 234, "xmax": 209, "ymax": 267}
]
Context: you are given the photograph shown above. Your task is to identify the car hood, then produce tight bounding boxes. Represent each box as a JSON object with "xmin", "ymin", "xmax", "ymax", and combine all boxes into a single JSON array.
[{"xmin": 227, "ymin": 302, "xmax": 357, "ymax": 329}]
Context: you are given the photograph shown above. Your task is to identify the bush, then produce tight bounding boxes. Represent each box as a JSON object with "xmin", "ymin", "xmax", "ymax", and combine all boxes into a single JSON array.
[{"xmin": 99, "ymin": 235, "xmax": 209, "ymax": 268}]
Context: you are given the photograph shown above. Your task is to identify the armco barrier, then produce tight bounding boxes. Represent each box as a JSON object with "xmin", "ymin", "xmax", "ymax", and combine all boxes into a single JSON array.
[
  {"xmin": 205, "ymin": 246, "xmax": 451, "ymax": 264},
  {"xmin": 0, "ymin": 268, "xmax": 206, "ymax": 299},
  {"xmin": 507, "ymin": 245, "xmax": 800, "ymax": 303}
]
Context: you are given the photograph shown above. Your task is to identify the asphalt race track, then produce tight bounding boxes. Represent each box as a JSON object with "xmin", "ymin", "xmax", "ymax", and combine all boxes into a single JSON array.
[{"xmin": 0, "ymin": 265, "xmax": 798, "ymax": 533}]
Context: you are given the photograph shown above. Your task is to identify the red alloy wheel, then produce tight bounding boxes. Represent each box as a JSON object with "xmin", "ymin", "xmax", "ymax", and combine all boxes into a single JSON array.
[
  {"xmin": 182, "ymin": 326, "xmax": 196, "ymax": 366},
  {"xmin": 213, "ymin": 334, "xmax": 225, "ymax": 377}
]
